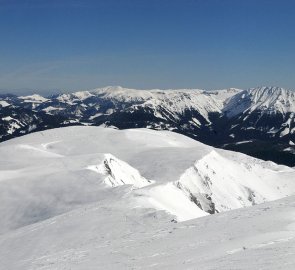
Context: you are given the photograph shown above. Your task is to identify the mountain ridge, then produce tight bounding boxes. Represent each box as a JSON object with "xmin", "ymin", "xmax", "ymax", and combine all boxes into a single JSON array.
[{"xmin": 1, "ymin": 85, "xmax": 294, "ymax": 165}]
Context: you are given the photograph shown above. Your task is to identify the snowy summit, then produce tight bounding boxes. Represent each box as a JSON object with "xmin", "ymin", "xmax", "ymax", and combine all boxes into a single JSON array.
[{"xmin": 0, "ymin": 126, "xmax": 294, "ymax": 269}]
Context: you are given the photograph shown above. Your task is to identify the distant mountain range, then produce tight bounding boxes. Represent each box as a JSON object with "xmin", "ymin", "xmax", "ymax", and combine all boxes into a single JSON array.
[{"xmin": 1, "ymin": 86, "xmax": 294, "ymax": 166}]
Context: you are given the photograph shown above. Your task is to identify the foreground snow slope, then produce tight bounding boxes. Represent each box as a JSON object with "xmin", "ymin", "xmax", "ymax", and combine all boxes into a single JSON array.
[
  {"xmin": 1, "ymin": 192, "xmax": 295, "ymax": 269},
  {"xmin": 0, "ymin": 126, "xmax": 295, "ymax": 269}
]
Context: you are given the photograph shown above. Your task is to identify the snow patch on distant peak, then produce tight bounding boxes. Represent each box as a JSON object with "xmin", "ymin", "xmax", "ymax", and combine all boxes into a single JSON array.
[
  {"xmin": 18, "ymin": 94, "xmax": 49, "ymax": 103},
  {"xmin": 0, "ymin": 100, "xmax": 10, "ymax": 107},
  {"xmin": 72, "ymin": 91, "xmax": 94, "ymax": 100},
  {"xmin": 90, "ymin": 86, "xmax": 153, "ymax": 100},
  {"xmin": 87, "ymin": 153, "xmax": 153, "ymax": 189},
  {"xmin": 42, "ymin": 106, "xmax": 65, "ymax": 113}
]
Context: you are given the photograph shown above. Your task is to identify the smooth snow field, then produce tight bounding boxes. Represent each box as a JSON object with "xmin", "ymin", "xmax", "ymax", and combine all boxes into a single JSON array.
[{"xmin": 0, "ymin": 126, "xmax": 294, "ymax": 269}]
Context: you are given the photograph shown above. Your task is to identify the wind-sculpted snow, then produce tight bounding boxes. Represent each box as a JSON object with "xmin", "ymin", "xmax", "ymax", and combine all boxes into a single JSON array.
[{"xmin": 87, "ymin": 153, "xmax": 153, "ymax": 189}]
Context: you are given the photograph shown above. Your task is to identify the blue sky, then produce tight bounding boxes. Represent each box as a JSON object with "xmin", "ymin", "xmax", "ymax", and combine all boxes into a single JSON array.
[{"xmin": 0, "ymin": 0, "xmax": 295, "ymax": 94}]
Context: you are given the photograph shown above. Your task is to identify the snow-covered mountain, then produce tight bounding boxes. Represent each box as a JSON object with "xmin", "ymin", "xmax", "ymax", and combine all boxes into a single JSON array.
[
  {"xmin": 224, "ymin": 86, "xmax": 295, "ymax": 117},
  {"xmin": 222, "ymin": 86, "xmax": 295, "ymax": 139},
  {"xmin": 0, "ymin": 86, "xmax": 294, "ymax": 165},
  {"xmin": 0, "ymin": 126, "xmax": 294, "ymax": 269},
  {"xmin": 0, "ymin": 86, "xmax": 240, "ymax": 138}
]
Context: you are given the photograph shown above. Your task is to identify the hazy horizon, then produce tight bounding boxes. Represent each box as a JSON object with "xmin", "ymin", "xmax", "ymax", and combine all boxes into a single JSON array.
[{"xmin": 1, "ymin": 84, "xmax": 295, "ymax": 97}]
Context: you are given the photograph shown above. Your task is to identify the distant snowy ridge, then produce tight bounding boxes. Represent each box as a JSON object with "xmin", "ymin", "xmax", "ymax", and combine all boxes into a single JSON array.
[
  {"xmin": 83, "ymin": 85, "xmax": 236, "ymax": 123},
  {"xmin": 221, "ymin": 86, "xmax": 295, "ymax": 147},
  {"xmin": 224, "ymin": 86, "xmax": 295, "ymax": 117}
]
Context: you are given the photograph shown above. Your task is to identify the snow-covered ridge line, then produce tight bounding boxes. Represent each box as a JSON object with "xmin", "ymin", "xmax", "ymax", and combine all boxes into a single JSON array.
[{"xmin": 9, "ymin": 85, "xmax": 295, "ymax": 116}]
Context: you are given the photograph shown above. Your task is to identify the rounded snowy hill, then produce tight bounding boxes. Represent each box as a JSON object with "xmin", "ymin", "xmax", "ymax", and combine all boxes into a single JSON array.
[{"xmin": 0, "ymin": 126, "xmax": 295, "ymax": 269}]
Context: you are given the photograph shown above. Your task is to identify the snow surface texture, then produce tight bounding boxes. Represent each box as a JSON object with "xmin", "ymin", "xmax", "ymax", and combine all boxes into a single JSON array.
[
  {"xmin": 0, "ymin": 126, "xmax": 295, "ymax": 269},
  {"xmin": 1, "ymin": 195, "xmax": 295, "ymax": 270}
]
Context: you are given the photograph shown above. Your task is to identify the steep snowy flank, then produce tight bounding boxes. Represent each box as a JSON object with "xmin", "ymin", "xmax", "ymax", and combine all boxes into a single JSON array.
[
  {"xmin": 219, "ymin": 86, "xmax": 295, "ymax": 144},
  {"xmin": 224, "ymin": 86, "xmax": 295, "ymax": 117},
  {"xmin": 134, "ymin": 182, "xmax": 209, "ymax": 221},
  {"xmin": 176, "ymin": 150, "xmax": 294, "ymax": 214}
]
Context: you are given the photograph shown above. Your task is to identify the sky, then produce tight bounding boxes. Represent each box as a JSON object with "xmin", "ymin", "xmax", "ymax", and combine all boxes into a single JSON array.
[{"xmin": 0, "ymin": 0, "xmax": 295, "ymax": 95}]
